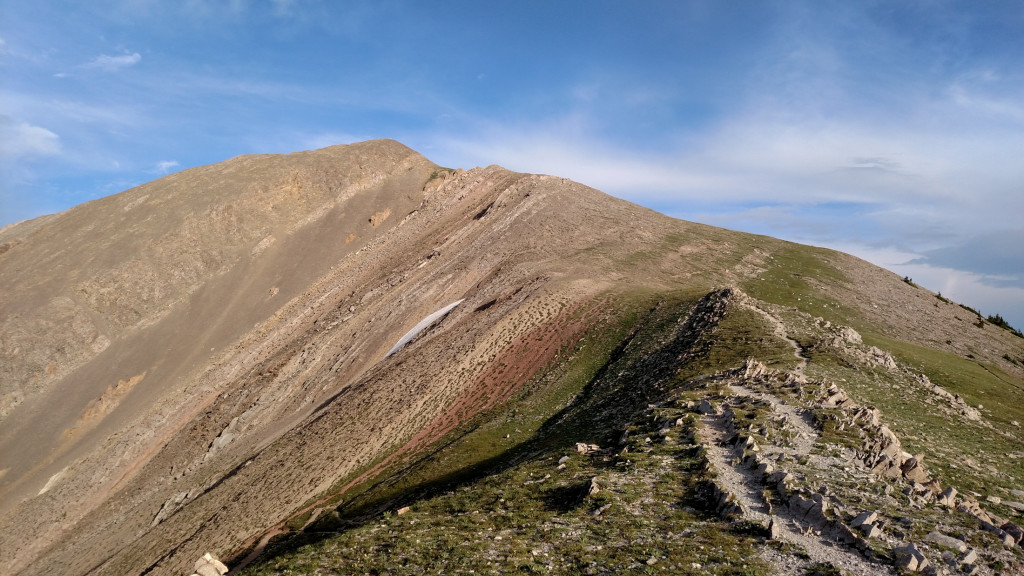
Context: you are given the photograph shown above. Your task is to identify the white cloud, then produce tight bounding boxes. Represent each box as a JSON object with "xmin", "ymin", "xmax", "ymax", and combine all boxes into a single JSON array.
[
  {"xmin": 0, "ymin": 116, "xmax": 62, "ymax": 158},
  {"xmin": 155, "ymin": 160, "xmax": 179, "ymax": 174},
  {"xmin": 84, "ymin": 52, "xmax": 141, "ymax": 71}
]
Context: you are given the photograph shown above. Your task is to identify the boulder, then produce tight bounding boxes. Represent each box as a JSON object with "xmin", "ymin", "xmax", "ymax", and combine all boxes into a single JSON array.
[
  {"xmin": 925, "ymin": 531, "xmax": 967, "ymax": 552},
  {"xmin": 895, "ymin": 543, "xmax": 929, "ymax": 572},
  {"xmin": 839, "ymin": 326, "xmax": 862, "ymax": 345},
  {"xmin": 789, "ymin": 494, "xmax": 828, "ymax": 530},
  {"xmin": 1000, "ymin": 521, "xmax": 1023, "ymax": 545},
  {"xmin": 937, "ymin": 487, "xmax": 957, "ymax": 508},
  {"xmin": 900, "ymin": 454, "xmax": 930, "ymax": 484},
  {"xmin": 980, "ymin": 520, "xmax": 1015, "ymax": 547},
  {"xmin": 851, "ymin": 511, "xmax": 877, "ymax": 528},
  {"xmin": 819, "ymin": 384, "xmax": 850, "ymax": 408},
  {"xmin": 193, "ymin": 553, "xmax": 228, "ymax": 576},
  {"xmin": 698, "ymin": 399, "xmax": 719, "ymax": 415}
]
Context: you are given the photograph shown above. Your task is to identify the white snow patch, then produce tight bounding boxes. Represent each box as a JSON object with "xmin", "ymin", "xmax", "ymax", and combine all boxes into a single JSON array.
[
  {"xmin": 386, "ymin": 299, "xmax": 465, "ymax": 357},
  {"xmin": 38, "ymin": 466, "xmax": 68, "ymax": 496}
]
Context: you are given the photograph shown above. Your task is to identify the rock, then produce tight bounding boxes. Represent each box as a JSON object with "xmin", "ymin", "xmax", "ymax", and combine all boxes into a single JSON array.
[
  {"xmin": 768, "ymin": 517, "xmax": 781, "ymax": 540},
  {"xmin": 839, "ymin": 326, "xmax": 862, "ymax": 345},
  {"xmin": 755, "ymin": 460, "xmax": 775, "ymax": 478},
  {"xmin": 925, "ymin": 531, "xmax": 967, "ymax": 552},
  {"xmin": 1001, "ymin": 521, "xmax": 1023, "ymax": 544},
  {"xmin": 958, "ymin": 499, "xmax": 993, "ymax": 524},
  {"xmin": 980, "ymin": 520, "xmax": 1015, "ymax": 546},
  {"xmin": 859, "ymin": 523, "xmax": 881, "ymax": 539},
  {"xmin": 587, "ymin": 477, "xmax": 601, "ymax": 497},
  {"xmin": 789, "ymin": 494, "xmax": 828, "ymax": 530},
  {"xmin": 960, "ymin": 549, "xmax": 977, "ymax": 565},
  {"xmin": 895, "ymin": 543, "xmax": 929, "ymax": 572},
  {"xmin": 397, "ymin": 506, "xmax": 411, "ymax": 515},
  {"xmin": 774, "ymin": 473, "xmax": 795, "ymax": 498},
  {"xmin": 851, "ymin": 511, "xmax": 877, "ymax": 528},
  {"xmin": 830, "ymin": 521, "xmax": 861, "ymax": 545},
  {"xmin": 558, "ymin": 456, "xmax": 570, "ymax": 465},
  {"xmin": 901, "ymin": 454, "xmax": 931, "ymax": 484},
  {"xmin": 819, "ymin": 383, "xmax": 850, "ymax": 408},
  {"xmin": 1004, "ymin": 501, "xmax": 1024, "ymax": 512},
  {"xmin": 193, "ymin": 553, "xmax": 229, "ymax": 576},
  {"xmin": 896, "ymin": 550, "xmax": 918, "ymax": 572},
  {"xmin": 937, "ymin": 487, "xmax": 957, "ymax": 508},
  {"xmin": 742, "ymin": 358, "xmax": 768, "ymax": 379},
  {"xmin": 986, "ymin": 495, "xmax": 1002, "ymax": 505},
  {"xmin": 734, "ymin": 435, "xmax": 757, "ymax": 456},
  {"xmin": 698, "ymin": 399, "xmax": 719, "ymax": 415}
]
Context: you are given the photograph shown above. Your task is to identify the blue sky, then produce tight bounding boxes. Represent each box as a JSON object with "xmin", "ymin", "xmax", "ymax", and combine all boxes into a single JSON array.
[{"xmin": 2, "ymin": 1, "xmax": 1023, "ymax": 327}]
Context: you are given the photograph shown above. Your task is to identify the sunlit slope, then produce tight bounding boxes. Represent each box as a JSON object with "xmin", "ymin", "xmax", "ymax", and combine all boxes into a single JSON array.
[{"xmin": 0, "ymin": 140, "xmax": 1021, "ymax": 576}]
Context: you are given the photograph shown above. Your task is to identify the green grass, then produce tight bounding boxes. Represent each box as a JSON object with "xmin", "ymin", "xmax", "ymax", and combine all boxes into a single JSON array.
[{"xmin": 741, "ymin": 243, "xmax": 856, "ymax": 328}]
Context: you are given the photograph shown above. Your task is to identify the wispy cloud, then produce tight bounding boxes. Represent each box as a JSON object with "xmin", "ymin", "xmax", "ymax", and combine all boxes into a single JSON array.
[
  {"xmin": 84, "ymin": 51, "xmax": 141, "ymax": 72},
  {"xmin": 154, "ymin": 160, "xmax": 179, "ymax": 174},
  {"xmin": 0, "ymin": 115, "xmax": 62, "ymax": 158}
]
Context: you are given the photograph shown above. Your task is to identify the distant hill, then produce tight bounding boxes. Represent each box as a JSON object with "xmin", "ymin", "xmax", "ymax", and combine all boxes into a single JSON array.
[{"xmin": 1, "ymin": 140, "xmax": 1021, "ymax": 575}]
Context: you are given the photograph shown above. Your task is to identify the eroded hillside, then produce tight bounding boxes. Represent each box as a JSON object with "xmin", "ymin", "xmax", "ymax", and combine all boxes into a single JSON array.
[{"xmin": 1, "ymin": 140, "xmax": 1021, "ymax": 576}]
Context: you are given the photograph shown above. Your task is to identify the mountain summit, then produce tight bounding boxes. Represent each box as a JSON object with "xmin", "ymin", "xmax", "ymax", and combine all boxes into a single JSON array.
[{"xmin": 1, "ymin": 140, "xmax": 1022, "ymax": 575}]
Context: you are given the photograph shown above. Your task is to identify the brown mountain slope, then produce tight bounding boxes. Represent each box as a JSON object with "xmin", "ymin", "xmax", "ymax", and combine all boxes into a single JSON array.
[{"xmin": 1, "ymin": 140, "xmax": 1021, "ymax": 576}]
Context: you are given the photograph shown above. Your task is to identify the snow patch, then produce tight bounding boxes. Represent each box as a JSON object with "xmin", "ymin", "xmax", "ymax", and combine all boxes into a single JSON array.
[{"xmin": 386, "ymin": 299, "xmax": 465, "ymax": 357}]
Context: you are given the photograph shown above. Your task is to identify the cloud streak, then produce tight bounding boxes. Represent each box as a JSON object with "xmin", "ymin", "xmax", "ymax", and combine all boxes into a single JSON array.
[
  {"xmin": 0, "ymin": 116, "xmax": 61, "ymax": 158},
  {"xmin": 84, "ymin": 52, "xmax": 141, "ymax": 71}
]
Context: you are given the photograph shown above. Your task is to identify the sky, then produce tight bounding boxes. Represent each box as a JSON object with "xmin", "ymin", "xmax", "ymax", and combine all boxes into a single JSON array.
[{"xmin": 2, "ymin": 1, "xmax": 1023, "ymax": 328}]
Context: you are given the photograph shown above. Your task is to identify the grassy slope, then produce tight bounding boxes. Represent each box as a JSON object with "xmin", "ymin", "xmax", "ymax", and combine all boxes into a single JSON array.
[{"xmin": 237, "ymin": 240, "xmax": 1024, "ymax": 575}]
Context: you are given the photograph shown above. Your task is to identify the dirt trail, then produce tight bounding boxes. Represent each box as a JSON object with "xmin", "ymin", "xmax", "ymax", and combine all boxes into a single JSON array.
[
  {"xmin": 734, "ymin": 291, "xmax": 808, "ymax": 375},
  {"xmin": 728, "ymin": 384, "xmax": 816, "ymax": 455}
]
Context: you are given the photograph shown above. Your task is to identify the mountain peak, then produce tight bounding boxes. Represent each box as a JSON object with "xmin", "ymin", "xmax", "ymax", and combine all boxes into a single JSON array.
[{"xmin": 1, "ymin": 141, "xmax": 1021, "ymax": 576}]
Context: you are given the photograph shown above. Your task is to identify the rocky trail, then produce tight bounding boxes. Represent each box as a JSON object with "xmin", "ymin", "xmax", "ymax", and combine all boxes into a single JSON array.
[
  {"xmin": 699, "ymin": 381, "xmax": 891, "ymax": 575},
  {"xmin": 688, "ymin": 349, "xmax": 1024, "ymax": 575}
]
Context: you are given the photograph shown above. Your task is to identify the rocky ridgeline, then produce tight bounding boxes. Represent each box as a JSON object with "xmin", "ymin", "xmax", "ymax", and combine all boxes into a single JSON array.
[{"xmin": 690, "ymin": 357, "xmax": 1021, "ymax": 575}]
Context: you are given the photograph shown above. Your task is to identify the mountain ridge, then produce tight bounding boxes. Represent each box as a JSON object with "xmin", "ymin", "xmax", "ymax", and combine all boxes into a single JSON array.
[{"xmin": 1, "ymin": 140, "xmax": 1021, "ymax": 575}]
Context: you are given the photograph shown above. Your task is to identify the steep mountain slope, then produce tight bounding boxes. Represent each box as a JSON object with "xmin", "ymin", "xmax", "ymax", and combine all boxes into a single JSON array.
[{"xmin": 1, "ymin": 140, "xmax": 1021, "ymax": 576}]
